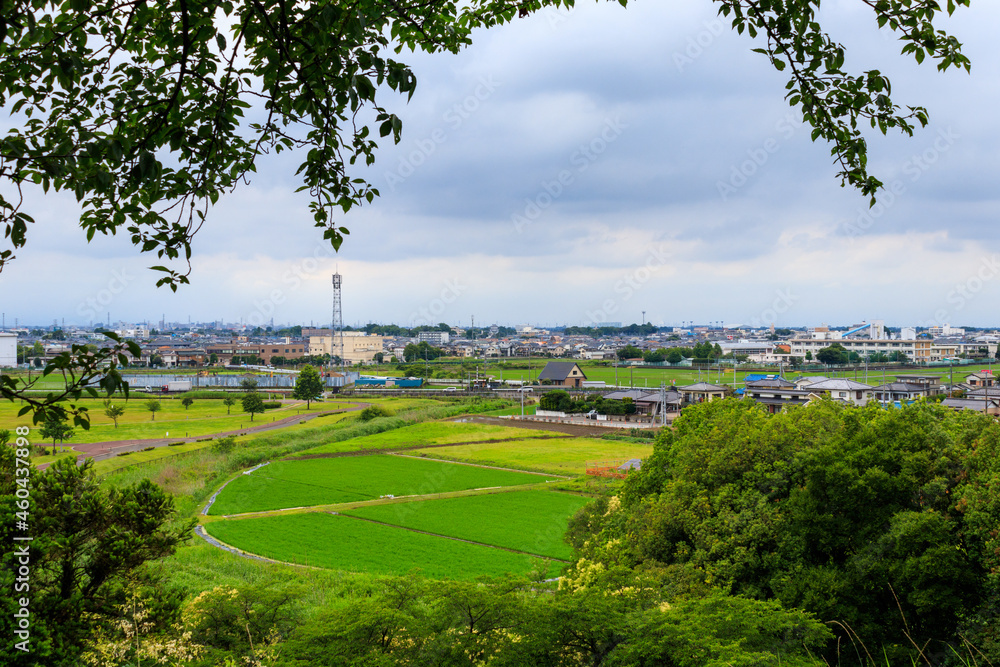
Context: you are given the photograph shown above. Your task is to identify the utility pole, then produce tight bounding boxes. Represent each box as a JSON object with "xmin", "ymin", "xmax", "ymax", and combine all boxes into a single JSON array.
[{"xmin": 660, "ymin": 382, "xmax": 667, "ymax": 427}]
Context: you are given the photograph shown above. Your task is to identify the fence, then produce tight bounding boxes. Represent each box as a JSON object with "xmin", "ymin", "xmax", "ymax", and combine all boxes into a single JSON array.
[{"xmin": 120, "ymin": 372, "xmax": 360, "ymax": 389}]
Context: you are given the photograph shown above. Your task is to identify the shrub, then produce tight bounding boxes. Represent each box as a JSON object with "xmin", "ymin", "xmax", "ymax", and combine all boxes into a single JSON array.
[
  {"xmin": 212, "ymin": 436, "xmax": 237, "ymax": 454},
  {"xmin": 358, "ymin": 405, "xmax": 393, "ymax": 421},
  {"xmin": 262, "ymin": 402, "xmax": 282, "ymax": 410}
]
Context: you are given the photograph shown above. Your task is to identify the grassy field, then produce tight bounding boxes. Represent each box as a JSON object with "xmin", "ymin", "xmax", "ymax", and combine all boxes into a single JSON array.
[
  {"xmin": 207, "ymin": 455, "xmax": 559, "ymax": 515},
  {"xmin": 204, "ymin": 513, "xmax": 559, "ymax": 579},
  {"xmin": 3, "ymin": 396, "xmax": 329, "ymax": 446},
  {"xmin": 410, "ymin": 438, "xmax": 654, "ymax": 475},
  {"xmin": 341, "ymin": 490, "xmax": 590, "ymax": 561},
  {"xmin": 327, "ymin": 397, "xmax": 447, "ymax": 411},
  {"xmin": 94, "ymin": 440, "xmax": 216, "ymax": 474},
  {"xmin": 295, "ymin": 420, "xmax": 566, "ymax": 456}
]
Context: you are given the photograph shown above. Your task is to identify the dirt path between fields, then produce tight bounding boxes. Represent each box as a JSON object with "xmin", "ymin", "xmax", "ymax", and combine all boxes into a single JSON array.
[
  {"xmin": 284, "ymin": 434, "xmax": 576, "ymax": 460},
  {"xmin": 37, "ymin": 402, "xmax": 368, "ymax": 468}
]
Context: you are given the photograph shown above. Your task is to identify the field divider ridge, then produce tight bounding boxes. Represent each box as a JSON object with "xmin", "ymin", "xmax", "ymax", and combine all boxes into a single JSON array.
[
  {"xmin": 283, "ymin": 434, "xmax": 576, "ymax": 461},
  {"xmin": 199, "ymin": 482, "xmax": 555, "ymax": 522},
  {"xmin": 329, "ymin": 512, "xmax": 571, "ymax": 563},
  {"xmin": 390, "ymin": 452, "xmax": 572, "ymax": 479}
]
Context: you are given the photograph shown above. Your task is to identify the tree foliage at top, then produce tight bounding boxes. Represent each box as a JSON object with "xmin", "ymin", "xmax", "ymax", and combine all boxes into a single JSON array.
[
  {"xmin": 567, "ymin": 398, "xmax": 1000, "ymax": 661},
  {"xmin": 0, "ymin": 0, "xmax": 972, "ymax": 285}
]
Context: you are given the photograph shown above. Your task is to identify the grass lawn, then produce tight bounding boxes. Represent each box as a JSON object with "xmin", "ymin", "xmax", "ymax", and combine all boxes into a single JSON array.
[
  {"xmin": 330, "ymin": 397, "xmax": 446, "ymax": 411},
  {"xmin": 207, "ymin": 455, "xmax": 559, "ymax": 515},
  {"xmin": 3, "ymin": 397, "xmax": 316, "ymax": 445},
  {"xmin": 341, "ymin": 490, "xmax": 591, "ymax": 561},
  {"xmin": 94, "ymin": 440, "xmax": 216, "ymax": 474},
  {"xmin": 295, "ymin": 420, "xmax": 565, "ymax": 457},
  {"xmin": 409, "ymin": 438, "xmax": 654, "ymax": 475},
  {"xmin": 204, "ymin": 513, "xmax": 559, "ymax": 579}
]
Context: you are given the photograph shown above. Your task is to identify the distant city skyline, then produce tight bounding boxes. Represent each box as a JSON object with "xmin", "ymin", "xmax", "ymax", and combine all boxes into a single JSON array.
[{"xmin": 0, "ymin": 316, "xmax": 991, "ymax": 332}]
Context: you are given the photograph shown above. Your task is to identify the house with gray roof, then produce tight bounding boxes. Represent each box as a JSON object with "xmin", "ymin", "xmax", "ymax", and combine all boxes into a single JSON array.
[
  {"xmin": 942, "ymin": 397, "xmax": 1000, "ymax": 415},
  {"xmin": 677, "ymin": 382, "xmax": 731, "ymax": 404},
  {"xmin": 799, "ymin": 378, "xmax": 874, "ymax": 405},
  {"xmin": 538, "ymin": 361, "xmax": 587, "ymax": 388}
]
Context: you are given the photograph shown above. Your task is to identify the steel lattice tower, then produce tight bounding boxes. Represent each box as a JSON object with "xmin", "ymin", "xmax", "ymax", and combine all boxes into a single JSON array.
[{"xmin": 332, "ymin": 273, "xmax": 344, "ymax": 369}]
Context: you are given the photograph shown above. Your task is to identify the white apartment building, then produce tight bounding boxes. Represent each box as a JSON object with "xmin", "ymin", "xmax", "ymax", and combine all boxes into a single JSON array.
[
  {"xmin": 417, "ymin": 331, "xmax": 450, "ymax": 345},
  {"xmin": 789, "ymin": 337, "xmax": 933, "ymax": 362}
]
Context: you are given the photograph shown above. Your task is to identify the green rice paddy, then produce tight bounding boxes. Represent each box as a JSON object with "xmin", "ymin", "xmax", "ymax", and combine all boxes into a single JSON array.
[
  {"xmin": 207, "ymin": 455, "xmax": 558, "ymax": 515},
  {"xmin": 409, "ymin": 438, "xmax": 653, "ymax": 475},
  {"xmin": 295, "ymin": 420, "xmax": 565, "ymax": 456},
  {"xmin": 341, "ymin": 490, "xmax": 591, "ymax": 560},
  {"xmin": 204, "ymin": 513, "xmax": 559, "ymax": 579}
]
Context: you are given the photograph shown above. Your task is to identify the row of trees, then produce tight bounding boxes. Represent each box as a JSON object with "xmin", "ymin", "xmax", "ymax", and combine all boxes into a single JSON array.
[
  {"xmin": 539, "ymin": 390, "xmax": 637, "ymax": 415},
  {"xmin": 814, "ymin": 343, "xmax": 912, "ymax": 365},
  {"xmin": 30, "ymin": 366, "xmax": 328, "ymax": 452},
  {"xmin": 618, "ymin": 342, "xmax": 723, "ymax": 363},
  {"xmin": 402, "ymin": 342, "xmax": 446, "ymax": 363}
]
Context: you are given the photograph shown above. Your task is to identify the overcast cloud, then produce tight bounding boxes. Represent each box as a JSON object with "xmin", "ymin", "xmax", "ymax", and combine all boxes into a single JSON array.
[{"xmin": 3, "ymin": 0, "xmax": 999, "ymax": 329}]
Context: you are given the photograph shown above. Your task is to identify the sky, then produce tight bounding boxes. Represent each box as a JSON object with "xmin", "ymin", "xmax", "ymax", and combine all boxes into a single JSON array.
[{"xmin": 3, "ymin": 0, "xmax": 1000, "ymax": 330}]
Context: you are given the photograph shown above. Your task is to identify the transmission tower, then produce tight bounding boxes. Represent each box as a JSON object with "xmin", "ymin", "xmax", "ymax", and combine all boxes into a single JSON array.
[{"xmin": 332, "ymin": 273, "xmax": 344, "ymax": 370}]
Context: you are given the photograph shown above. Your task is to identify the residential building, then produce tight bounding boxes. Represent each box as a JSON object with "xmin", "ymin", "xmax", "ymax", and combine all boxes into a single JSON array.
[
  {"xmin": 872, "ymin": 382, "xmax": 936, "ymax": 405},
  {"xmin": 744, "ymin": 386, "xmax": 816, "ymax": 413},
  {"xmin": 964, "ymin": 372, "xmax": 998, "ymax": 388},
  {"xmin": 417, "ymin": 331, "xmax": 450, "ymax": 345},
  {"xmin": 677, "ymin": 382, "xmax": 731, "ymax": 404},
  {"xmin": 941, "ymin": 397, "xmax": 1000, "ymax": 415},
  {"xmin": 799, "ymin": 378, "xmax": 874, "ymax": 405},
  {"xmin": 538, "ymin": 361, "xmax": 587, "ymax": 388}
]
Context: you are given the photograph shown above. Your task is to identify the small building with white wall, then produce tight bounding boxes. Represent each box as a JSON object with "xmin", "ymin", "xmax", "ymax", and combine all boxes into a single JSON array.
[{"xmin": 0, "ymin": 332, "xmax": 17, "ymax": 367}]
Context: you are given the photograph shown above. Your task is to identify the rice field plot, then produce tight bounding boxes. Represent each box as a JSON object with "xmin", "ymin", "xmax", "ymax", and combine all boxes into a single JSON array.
[
  {"xmin": 204, "ymin": 513, "xmax": 558, "ymax": 580},
  {"xmin": 207, "ymin": 455, "xmax": 559, "ymax": 515},
  {"xmin": 295, "ymin": 420, "xmax": 565, "ymax": 456},
  {"xmin": 409, "ymin": 438, "xmax": 653, "ymax": 475},
  {"xmin": 341, "ymin": 490, "xmax": 591, "ymax": 561}
]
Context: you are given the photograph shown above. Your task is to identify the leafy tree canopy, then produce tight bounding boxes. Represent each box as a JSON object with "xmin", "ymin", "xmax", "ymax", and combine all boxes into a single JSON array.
[
  {"xmin": 568, "ymin": 398, "xmax": 1000, "ymax": 661},
  {"xmin": 0, "ymin": 0, "xmax": 972, "ymax": 286},
  {"xmin": 292, "ymin": 364, "xmax": 324, "ymax": 408},
  {"xmin": 0, "ymin": 452, "xmax": 193, "ymax": 665}
]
